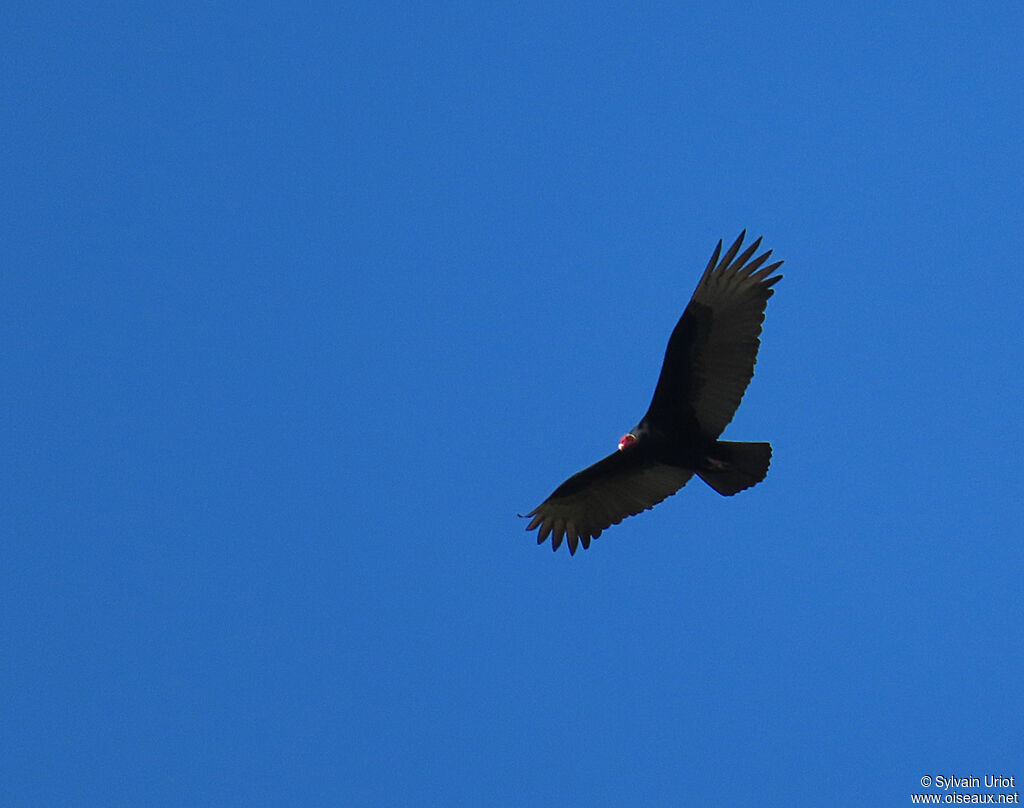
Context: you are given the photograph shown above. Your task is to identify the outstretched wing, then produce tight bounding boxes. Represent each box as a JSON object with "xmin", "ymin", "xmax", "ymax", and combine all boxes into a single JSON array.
[
  {"xmin": 523, "ymin": 448, "xmax": 694, "ymax": 555},
  {"xmin": 644, "ymin": 232, "xmax": 783, "ymax": 438}
]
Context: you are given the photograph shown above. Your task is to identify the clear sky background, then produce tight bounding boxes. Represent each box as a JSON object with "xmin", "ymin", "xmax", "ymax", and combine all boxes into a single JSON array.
[{"xmin": 3, "ymin": 1, "xmax": 1022, "ymax": 805}]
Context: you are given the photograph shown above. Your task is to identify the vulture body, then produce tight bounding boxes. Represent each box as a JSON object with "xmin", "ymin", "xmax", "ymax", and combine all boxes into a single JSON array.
[{"xmin": 524, "ymin": 232, "xmax": 783, "ymax": 554}]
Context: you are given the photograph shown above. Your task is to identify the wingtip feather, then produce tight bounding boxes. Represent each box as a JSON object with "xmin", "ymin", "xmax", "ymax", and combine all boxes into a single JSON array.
[
  {"xmin": 718, "ymin": 231, "xmax": 746, "ymax": 271},
  {"xmin": 701, "ymin": 239, "xmax": 724, "ymax": 280},
  {"xmin": 732, "ymin": 237, "xmax": 762, "ymax": 271}
]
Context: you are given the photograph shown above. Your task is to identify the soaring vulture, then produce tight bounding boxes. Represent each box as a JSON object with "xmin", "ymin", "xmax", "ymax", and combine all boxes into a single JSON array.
[{"xmin": 523, "ymin": 232, "xmax": 783, "ymax": 554}]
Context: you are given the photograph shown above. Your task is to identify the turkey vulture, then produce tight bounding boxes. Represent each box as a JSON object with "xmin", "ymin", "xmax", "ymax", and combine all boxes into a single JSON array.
[{"xmin": 523, "ymin": 231, "xmax": 783, "ymax": 554}]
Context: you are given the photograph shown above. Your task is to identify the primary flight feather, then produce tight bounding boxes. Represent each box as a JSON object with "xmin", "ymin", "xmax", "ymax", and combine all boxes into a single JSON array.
[{"xmin": 523, "ymin": 231, "xmax": 783, "ymax": 555}]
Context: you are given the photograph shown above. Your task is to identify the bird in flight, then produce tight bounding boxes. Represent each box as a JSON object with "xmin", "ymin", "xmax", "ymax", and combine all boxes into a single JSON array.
[{"xmin": 523, "ymin": 231, "xmax": 783, "ymax": 555}]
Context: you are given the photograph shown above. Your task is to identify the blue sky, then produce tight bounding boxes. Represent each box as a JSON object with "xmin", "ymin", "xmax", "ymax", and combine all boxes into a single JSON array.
[{"xmin": 3, "ymin": 1, "xmax": 1023, "ymax": 805}]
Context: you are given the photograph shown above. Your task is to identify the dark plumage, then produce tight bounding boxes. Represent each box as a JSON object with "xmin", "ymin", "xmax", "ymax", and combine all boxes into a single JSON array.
[{"xmin": 523, "ymin": 232, "xmax": 783, "ymax": 554}]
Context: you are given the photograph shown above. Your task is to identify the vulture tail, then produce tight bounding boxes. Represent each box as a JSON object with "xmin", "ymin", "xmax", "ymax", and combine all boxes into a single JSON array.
[{"xmin": 698, "ymin": 441, "xmax": 772, "ymax": 496}]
